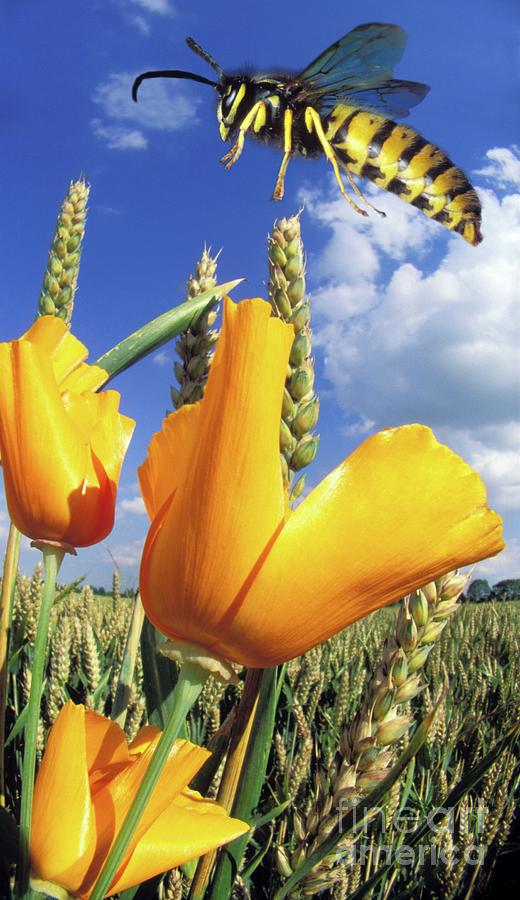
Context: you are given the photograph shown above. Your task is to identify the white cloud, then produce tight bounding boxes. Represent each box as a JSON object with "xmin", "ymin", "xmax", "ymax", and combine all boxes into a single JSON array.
[
  {"xmin": 127, "ymin": 0, "xmax": 173, "ymax": 13},
  {"xmin": 91, "ymin": 118, "xmax": 147, "ymax": 150},
  {"xmin": 129, "ymin": 14, "xmax": 150, "ymax": 35},
  {"xmin": 304, "ymin": 146, "xmax": 520, "ymax": 530},
  {"xmin": 109, "ymin": 538, "xmax": 145, "ymax": 567},
  {"xmin": 119, "ymin": 496, "xmax": 147, "ymax": 516},
  {"xmin": 474, "ymin": 146, "xmax": 520, "ymax": 189},
  {"xmin": 0, "ymin": 511, "xmax": 8, "ymax": 540},
  {"xmin": 92, "ymin": 71, "xmax": 199, "ymax": 150},
  {"xmin": 473, "ymin": 538, "xmax": 520, "ymax": 581},
  {"xmin": 153, "ymin": 350, "xmax": 170, "ymax": 366}
]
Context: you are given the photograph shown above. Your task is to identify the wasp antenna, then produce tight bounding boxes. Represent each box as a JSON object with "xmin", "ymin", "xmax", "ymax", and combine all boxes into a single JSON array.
[
  {"xmin": 132, "ymin": 69, "xmax": 219, "ymax": 101},
  {"xmin": 186, "ymin": 37, "xmax": 224, "ymax": 80}
]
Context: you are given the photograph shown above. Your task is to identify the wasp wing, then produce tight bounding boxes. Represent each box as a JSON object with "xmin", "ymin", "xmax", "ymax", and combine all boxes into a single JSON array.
[{"xmin": 294, "ymin": 23, "xmax": 429, "ymax": 118}]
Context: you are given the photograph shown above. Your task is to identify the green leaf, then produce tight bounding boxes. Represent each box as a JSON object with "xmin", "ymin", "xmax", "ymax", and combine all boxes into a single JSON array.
[
  {"xmin": 95, "ymin": 280, "xmax": 242, "ymax": 383},
  {"xmin": 205, "ymin": 667, "xmax": 280, "ymax": 900},
  {"xmin": 5, "ymin": 701, "xmax": 29, "ymax": 747},
  {"xmin": 111, "ymin": 595, "xmax": 145, "ymax": 727},
  {"xmin": 140, "ymin": 617, "xmax": 180, "ymax": 733}
]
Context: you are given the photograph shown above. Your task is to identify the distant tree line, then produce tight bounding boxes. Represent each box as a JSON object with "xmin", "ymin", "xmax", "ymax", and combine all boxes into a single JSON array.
[{"xmin": 464, "ymin": 578, "xmax": 520, "ymax": 603}]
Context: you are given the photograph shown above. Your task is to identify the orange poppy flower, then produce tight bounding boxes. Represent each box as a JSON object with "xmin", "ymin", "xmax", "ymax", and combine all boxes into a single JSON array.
[
  {"xmin": 0, "ymin": 317, "xmax": 134, "ymax": 547},
  {"xmin": 30, "ymin": 701, "xmax": 247, "ymax": 898},
  {"xmin": 139, "ymin": 298, "xmax": 503, "ymax": 668}
]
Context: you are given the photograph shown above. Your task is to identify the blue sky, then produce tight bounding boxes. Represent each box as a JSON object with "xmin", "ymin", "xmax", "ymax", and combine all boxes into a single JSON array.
[{"xmin": 2, "ymin": 0, "xmax": 519, "ymax": 590}]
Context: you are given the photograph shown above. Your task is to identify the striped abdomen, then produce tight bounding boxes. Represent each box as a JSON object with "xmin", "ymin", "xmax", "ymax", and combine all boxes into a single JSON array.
[{"xmin": 327, "ymin": 105, "xmax": 482, "ymax": 246}]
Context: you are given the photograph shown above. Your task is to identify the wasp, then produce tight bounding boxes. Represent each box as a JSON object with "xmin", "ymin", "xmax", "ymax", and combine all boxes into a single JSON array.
[{"xmin": 132, "ymin": 23, "xmax": 482, "ymax": 246}]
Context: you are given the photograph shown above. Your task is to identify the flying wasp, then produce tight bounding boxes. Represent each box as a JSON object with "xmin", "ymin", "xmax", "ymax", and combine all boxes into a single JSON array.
[{"xmin": 132, "ymin": 23, "xmax": 482, "ymax": 246}]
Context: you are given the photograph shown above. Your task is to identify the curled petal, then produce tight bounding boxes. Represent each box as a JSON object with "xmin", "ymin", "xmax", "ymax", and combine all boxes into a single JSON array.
[
  {"xmin": 108, "ymin": 788, "xmax": 248, "ymax": 895},
  {"xmin": 31, "ymin": 703, "xmax": 97, "ymax": 892},
  {"xmin": 140, "ymin": 298, "xmax": 294, "ymax": 648},
  {"xmin": 221, "ymin": 425, "xmax": 503, "ymax": 665}
]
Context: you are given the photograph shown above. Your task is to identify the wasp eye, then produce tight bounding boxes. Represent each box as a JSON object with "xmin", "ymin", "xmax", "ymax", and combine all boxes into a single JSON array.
[{"xmin": 221, "ymin": 84, "xmax": 239, "ymax": 118}]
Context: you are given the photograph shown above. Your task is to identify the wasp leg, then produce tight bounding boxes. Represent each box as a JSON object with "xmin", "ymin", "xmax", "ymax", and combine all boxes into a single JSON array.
[
  {"xmin": 220, "ymin": 101, "xmax": 266, "ymax": 170},
  {"xmin": 304, "ymin": 107, "xmax": 368, "ymax": 217},
  {"xmin": 273, "ymin": 109, "xmax": 294, "ymax": 201},
  {"xmin": 338, "ymin": 160, "xmax": 387, "ymax": 218}
]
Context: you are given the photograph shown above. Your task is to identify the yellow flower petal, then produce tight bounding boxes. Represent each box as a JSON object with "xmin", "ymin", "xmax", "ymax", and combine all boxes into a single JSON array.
[
  {"xmin": 108, "ymin": 789, "xmax": 248, "ymax": 895},
  {"xmin": 220, "ymin": 425, "xmax": 503, "ymax": 665},
  {"xmin": 139, "ymin": 298, "xmax": 503, "ymax": 669},
  {"xmin": 0, "ymin": 331, "xmax": 134, "ymax": 546},
  {"xmin": 83, "ymin": 739, "xmax": 210, "ymax": 895},
  {"xmin": 22, "ymin": 317, "xmax": 88, "ymax": 386},
  {"xmin": 31, "ymin": 703, "xmax": 246, "ymax": 900},
  {"xmin": 138, "ymin": 404, "xmax": 202, "ymax": 521},
  {"xmin": 31, "ymin": 702, "xmax": 97, "ymax": 892},
  {"xmin": 140, "ymin": 297, "xmax": 294, "ymax": 648}
]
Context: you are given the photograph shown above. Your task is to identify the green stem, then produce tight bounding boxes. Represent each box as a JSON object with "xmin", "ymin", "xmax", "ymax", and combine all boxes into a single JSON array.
[
  {"xmin": 16, "ymin": 545, "xmax": 64, "ymax": 899},
  {"xmin": 0, "ymin": 522, "xmax": 21, "ymax": 807},
  {"xmin": 90, "ymin": 661, "xmax": 209, "ymax": 900}
]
